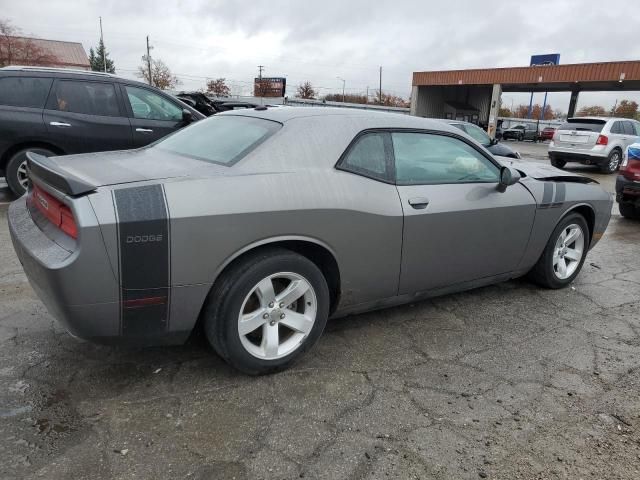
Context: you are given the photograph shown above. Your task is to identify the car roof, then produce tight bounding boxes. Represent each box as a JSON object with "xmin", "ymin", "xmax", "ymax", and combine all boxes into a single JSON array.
[
  {"xmin": 567, "ymin": 116, "xmax": 638, "ymax": 123},
  {"xmin": 0, "ymin": 65, "xmax": 150, "ymax": 88},
  {"xmin": 222, "ymin": 106, "xmax": 461, "ymax": 131}
]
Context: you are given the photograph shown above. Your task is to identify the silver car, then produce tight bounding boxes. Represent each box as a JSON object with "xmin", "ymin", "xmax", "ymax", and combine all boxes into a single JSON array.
[
  {"xmin": 9, "ymin": 107, "xmax": 612, "ymax": 374},
  {"xmin": 549, "ymin": 116, "xmax": 640, "ymax": 173}
]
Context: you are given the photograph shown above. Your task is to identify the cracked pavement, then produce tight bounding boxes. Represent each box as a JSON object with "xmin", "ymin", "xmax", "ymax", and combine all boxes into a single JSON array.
[{"xmin": 1, "ymin": 149, "xmax": 640, "ymax": 479}]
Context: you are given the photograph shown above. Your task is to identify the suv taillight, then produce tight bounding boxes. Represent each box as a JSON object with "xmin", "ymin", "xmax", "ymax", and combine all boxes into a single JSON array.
[
  {"xmin": 28, "ymin": 185, "xmax": 78, "ymax": 239},
  {"xmin": 596, "ymin": 134, "xmax": 608, "ymax": 146},
  {"xmin": 621, "ymin": 156, "xmax": 640, "ymax": 181}
]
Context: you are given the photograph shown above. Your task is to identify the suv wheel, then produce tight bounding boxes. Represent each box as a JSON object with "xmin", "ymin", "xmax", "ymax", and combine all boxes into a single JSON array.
[
  {"xmin": 518, "ymin": 133, "xmax": 524, "ymax": 141},
  {"xmin": 6, "ymin": 147, "xmax": 55, "ymax": 196},
  {"xmin": 600, "ymin": 149, "xmax": 622, "ymax": 174},
  {"xmin": 527, "ymin": 213, "xmax": 589, "ymax": 289},
  {"xmin": 619, "ymin": 202, "xmax": 640, "ymax": 219},
  {"xmin": 551, "ymin": 158, "xmax": 566, "ymax": 169},
  {"xmin": 203, "ymin": 248, "xmax": 330, "ymax": 375}
]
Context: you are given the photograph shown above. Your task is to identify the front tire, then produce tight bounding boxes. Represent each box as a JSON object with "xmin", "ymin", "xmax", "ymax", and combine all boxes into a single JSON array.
[
  {"xmin": 6, "ymin": 147, "xmax": 56, "ymax": 196},
  {"xmin": 619, "ymin": 202, "xmax": 640, "ymax": 219},
  {"xmin": 600, "ymin": 149, "xmax": 622, "ymax": 174},
  {"xmin": 518, "ymin": 133, "xmax": 524, "ymax": 141},
  {"xmin": 203, "ymin": 248, "xmax": 330, "ymax": 375},
  {"xmin": 528, "ymin": 213, "xmax": 590, "ymax": 289},
  {"xmin": 550, "ymin": 158, "xmax": 566, "ymax": 169}
]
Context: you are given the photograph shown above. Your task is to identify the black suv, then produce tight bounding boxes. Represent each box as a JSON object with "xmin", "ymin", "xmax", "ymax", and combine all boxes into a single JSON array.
[{"xmin": 0, "ymin": 66, "xmax": 204, "ymax": 195}]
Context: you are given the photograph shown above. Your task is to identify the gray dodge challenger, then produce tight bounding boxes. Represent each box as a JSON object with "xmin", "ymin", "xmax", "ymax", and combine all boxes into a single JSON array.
[{"xmin": 8, "ymin": 107, "xmax": 612, "ymax": 374}]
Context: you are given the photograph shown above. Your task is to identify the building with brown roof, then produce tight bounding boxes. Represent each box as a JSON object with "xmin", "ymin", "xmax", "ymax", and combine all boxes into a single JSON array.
[{"xmin": 3, "ymin": 36, "xmax": 89, "ymax": 70}]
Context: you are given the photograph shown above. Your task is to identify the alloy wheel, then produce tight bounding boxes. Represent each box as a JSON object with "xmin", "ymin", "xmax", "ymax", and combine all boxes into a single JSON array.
[
  {"xmin": 552, "ymin": 224, "xmax": 585, "ymax": 280},
  {"xmin": 238, "ymin": 272, "xmax": 317, "ymax": 360},
  {"xmin": 608, "ymin": 151, "xmax": 621, "ymax": 171},
  {"xmin": 16, "ymin": 161, "xmax": 29, "ymax": 190}
]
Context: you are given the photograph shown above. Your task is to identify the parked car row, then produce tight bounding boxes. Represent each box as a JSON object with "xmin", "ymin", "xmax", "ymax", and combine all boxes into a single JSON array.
[
  {"xmin": 502, "ymin": 124, "xmax": 557, "ymax": 142},
  {"xmin": 0, "ymin": 66, "xmax": 205, "ymax": 195},
  {"xmin": 175, "ymin": 91, "xmax": 258, "ymax": 116}
]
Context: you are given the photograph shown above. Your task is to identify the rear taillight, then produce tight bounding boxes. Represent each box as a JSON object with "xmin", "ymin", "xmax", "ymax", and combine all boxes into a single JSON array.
[
  {"xmin": 621, "ymin": 157, "xmax": 640, "ymax": 181},
  {"xmin": 596, "ymin": 135, "xmax": 608, "ymax": 146},
  {"xmin": 29, "ymin": 185, "xmax": 78, "ymax": 239}
]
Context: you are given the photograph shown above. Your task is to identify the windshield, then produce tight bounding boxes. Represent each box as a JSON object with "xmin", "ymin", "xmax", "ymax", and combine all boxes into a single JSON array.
[
  {"xmin": 155, "ymin": 115, "xmax": 281, "ymax": 165},
  {"xmin": 462, "ymin": 123, "xmax": 491, "ymax": 146}
]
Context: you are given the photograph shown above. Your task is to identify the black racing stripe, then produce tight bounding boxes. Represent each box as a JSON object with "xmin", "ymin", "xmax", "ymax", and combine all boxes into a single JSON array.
[
  {"xmin": 542, "ymin": 182, "xmax": 553, "ymax": 205},
  {"xmin": 554, "ymin": 183, "xmax": 566, "ymax": 204},
  {"xmin": 114, "ymin": 185, "xmax": 170, "ymax": 337}
]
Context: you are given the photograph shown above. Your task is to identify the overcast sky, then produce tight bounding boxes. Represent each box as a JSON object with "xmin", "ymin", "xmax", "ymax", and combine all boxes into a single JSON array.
[{"xmin": 4, "ymin": 0, "xmax": 640, "ymax": 111}]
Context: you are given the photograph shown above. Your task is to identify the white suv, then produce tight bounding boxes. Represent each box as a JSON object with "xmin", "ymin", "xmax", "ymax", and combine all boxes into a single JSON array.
[{"xmin": 548, "ymin": 117, "xmax": 640, "ymax": 173}]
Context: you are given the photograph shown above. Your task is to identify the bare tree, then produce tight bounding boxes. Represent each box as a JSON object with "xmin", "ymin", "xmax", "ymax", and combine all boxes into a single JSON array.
[
  {"xmin": 0, "ymin": 18, "xmax": 60, "ymax": 67},
  {"xmin": 296, "ymin": 81, "xmax": 316, "ymax": 99},
  {"xmin": 576, "ymin": 105, "xmax": 607, "ymax": 117},
  {"xmin": 206, "ymin": 78, "xmax": 230, "ymax": 97},
  {"xmin": 137, "ymin": 55, "xmax": 180, "ymax": 90}
]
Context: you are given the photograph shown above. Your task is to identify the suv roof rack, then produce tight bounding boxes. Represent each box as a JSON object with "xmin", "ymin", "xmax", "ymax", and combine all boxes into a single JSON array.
[{"xmin": 0, "ymin": 66, "xmax": 116, "ymax": 77}]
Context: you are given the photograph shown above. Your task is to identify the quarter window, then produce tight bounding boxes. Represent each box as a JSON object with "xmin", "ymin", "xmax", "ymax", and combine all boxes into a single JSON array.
[
  {"xmin": 339, "ymin": 132, "xmax": 390, "ymax": 181},
  {"xmin": 392, "ymin": 132, "xmax": 499, "ymax": 185},
  {"xmin": 610, "ymin": 121, "xmax": 623, "ymax": 134},
  {"xmin": 50, "ymin": 80, "xmax": 120, "ymax": 116},
  {"xmin": 125, "ymin": 86, "xmax": 182, "ymax": 121},
  {"xmin": 622, "ymin": 121, "xmax": 636, "ymax": 136},
  {"xmin": 0, "ymin": 77, "xmax": 52, "ymax": 108}
]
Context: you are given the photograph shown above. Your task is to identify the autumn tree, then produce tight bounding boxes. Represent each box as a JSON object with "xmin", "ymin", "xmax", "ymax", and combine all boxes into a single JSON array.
[
  {"xmin": 576, "ymin": 105, "xmax": 607, "ymax": 117},
  {"xmin": 137, "ymin": 55, "xmax": 180, "ymax": 90},
  {"xmin": 88, "ymin": 38, "xmax": 115, "ymax": 73},
  {"xmin": 296, "ymin": 81, "xmax": 316, "ymax": 99},
  {"xmin": 614, "ymin": 100, "xmax": 638, "ymax": 119},
  {"xmin": 512, "ymin": 103, "xmax": 553, "ymax": 119},
  {"xmin": 206, "ymin": 78, "xmax": 230, "ymax": 97},
  {"xmin": 498, "ymin": 107, "xmax": 512, "ymax": 117},
  {"xmin": 0, "ymin": 18, "xmax": 60, "ymax": 67}
]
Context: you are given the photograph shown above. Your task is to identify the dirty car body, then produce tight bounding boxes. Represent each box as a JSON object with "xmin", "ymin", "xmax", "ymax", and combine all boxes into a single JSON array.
[{"xmin": 8, "ymin": 107, "xmax": 612, "ymax": 371}]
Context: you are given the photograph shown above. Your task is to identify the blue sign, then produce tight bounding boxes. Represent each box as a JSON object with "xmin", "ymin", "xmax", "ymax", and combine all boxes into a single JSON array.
[{"xmin": 530, "ymin": 54, "xmax": 560, "ymax": 66}]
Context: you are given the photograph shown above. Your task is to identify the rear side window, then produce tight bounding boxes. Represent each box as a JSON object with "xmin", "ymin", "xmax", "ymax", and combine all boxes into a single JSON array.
[
  {"xmin": 0, "ymin": 77, "xmax": 52, "ymax": 108},
  {"xmin": 49, "ymin": 80, "xmax": 120, "ymax": 116},
  {"xmin": 339, "ymin": 132, "xmax": 390, "ymax": 182},
  {"xmin": 610, "ymin": 121, "xmax": 624, "ymax": 134},
  {"xmin": 155, "ymin": 115, "xmax": 280, "ymax": 166},
  {"xmin": 559, "ymin": 119, "xmax": 605, "ymax": 132},
  {"xmin": 622, "ymin": 121, "xmax": 637, "ymax": 135}
]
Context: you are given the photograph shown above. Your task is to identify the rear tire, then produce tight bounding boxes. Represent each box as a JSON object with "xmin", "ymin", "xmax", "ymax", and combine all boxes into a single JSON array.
[
  {"xmin": 518, "ymin": 133, "xmax": 524, "ymax": 141},
  {"xmin": 527, "ymin": 213, "xmax": 590, "ymax": 289},
  {"xmin": 550, "ymin": 158, "xmax": 566, "ymax": 169},
  {"xmin": 619, "ymin": 202, "xmax": 640, "ymax": 219},
  {"xmin": 600, "ymin": 149, "xmax": 622, "ymax": 174},
  {"xmin": 6, "ymin": 147, "xmax": 56, "ymax": 196},
  {"xmin": 202, "ymin": 248, "xmax": 330, "ymax": 375}
]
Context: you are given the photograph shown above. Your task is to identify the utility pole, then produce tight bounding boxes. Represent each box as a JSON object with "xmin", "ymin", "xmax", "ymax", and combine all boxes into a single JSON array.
[
  {"xmin": 257, "ymin": 65, "xmax": 264, "ymax": 102},
  {"xmin": 99, "ymin": 17, "xmax": 106, "ymax": 72},
  {"xmin": 146, "ymin": 36, "xmax": 152, "ymax": 86},
  {"xmin": 366, "ymin": 86, "xmax": 369, "ymax": 104},
  {"xmin": 379, "ymin": 66, "xmax": 382, "ymax": 105},
  {"xmin": 336, "ymin": 77, "xmax": 345, "ymax": 103}
]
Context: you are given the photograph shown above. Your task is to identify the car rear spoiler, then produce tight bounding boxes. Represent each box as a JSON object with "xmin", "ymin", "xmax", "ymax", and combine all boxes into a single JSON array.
[{"xmin": 26, "ymin": 152, "xmax": 96, "ymax": 196}]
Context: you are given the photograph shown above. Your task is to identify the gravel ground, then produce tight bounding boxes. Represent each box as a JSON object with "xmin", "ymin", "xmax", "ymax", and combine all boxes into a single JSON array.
[{"xmin": 1, "ymin": 148, "xmax": 640, "ymax": 479}]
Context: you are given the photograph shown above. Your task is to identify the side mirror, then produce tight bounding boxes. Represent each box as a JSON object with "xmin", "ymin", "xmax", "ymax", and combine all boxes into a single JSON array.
[
  {"xmin": 182, "ymin": 108, "xmax": 194, "ymax": 124},
  {"xmin": 497, "ymin": 166, "xmax": 521, "ymax": 192}
]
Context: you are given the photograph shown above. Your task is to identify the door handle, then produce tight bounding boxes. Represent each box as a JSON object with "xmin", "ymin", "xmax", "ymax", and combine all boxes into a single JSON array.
[
  {"xmin": 136, "ymin": 128, "xmax": 154, "ymax": 133},
  {"xmin": 49, "ymin": 121, "xmax": 71, "ymax": 127},
  {"xmin": 408, "ymin": 197, "xmax": 430, "ymax": 209}
]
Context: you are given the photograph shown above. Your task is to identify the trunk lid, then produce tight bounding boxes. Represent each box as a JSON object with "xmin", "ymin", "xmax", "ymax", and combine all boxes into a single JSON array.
[
  {"xmin": 27, "ymin": 147, "xmax": 220, "ymax": 196},
  {"xmin": 553, "ymin": 118, "xmax": 605, "ymax": 151}
]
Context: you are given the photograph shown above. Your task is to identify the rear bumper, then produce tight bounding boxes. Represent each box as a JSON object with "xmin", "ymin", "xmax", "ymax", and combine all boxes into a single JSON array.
[
  {"xmin": 616, "ymin": 175, "xmax": 640, "ymax": 205},
  {"xmin": 549, "ymin": 150, "xmax": 608, "ymax": 165},
  {"xmin": 8, "ymin": 196, "xmax": 121, "ymax": 341}
]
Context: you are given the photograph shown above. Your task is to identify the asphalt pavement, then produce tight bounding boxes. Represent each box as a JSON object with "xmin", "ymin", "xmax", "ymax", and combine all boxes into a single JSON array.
[{"xmin": 1, "ymin": 143, "xmax": 640, "ymax": 479}]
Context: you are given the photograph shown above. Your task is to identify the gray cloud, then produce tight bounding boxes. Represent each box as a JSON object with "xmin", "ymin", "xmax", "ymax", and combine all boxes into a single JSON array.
[{"xmin": 4, "ymin": 0, "xmax": 640, "ymax": 108}]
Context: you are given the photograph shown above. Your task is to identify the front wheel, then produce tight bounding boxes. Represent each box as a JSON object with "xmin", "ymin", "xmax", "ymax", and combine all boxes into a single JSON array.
[
  {"xmin": 203, "ymin": 248, "xmax": 330, "ymax": 375},
  {"xmin": 600, "ymin": 149, "xmax": 622, "ymax": 174},
  {"xmin": 518, "ymin": 133, "xmax": 524, "ymax": 141},
  {"xmin": 550, "ymin": 158, "xmax": 566, "ymax": 169},
  {"xmin": 527, "ymin": 213, "xmax": 590, "ymax": 289},
  {"xmin": 6, "ymin": 147, "xmax": 56, "ymax": 196}
]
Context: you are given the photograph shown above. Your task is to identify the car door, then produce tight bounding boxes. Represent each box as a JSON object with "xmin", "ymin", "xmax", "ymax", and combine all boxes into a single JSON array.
[
  {"xmin": 121, "ymin": 85, "xmax": 186, "ymax": 147},
  {"xmin": 609, "ymin": 121, "xmax": 626, "ymax": 149},
  {"xmin": 392, "ymin": 130, "xmax": 537, "ymax": 295},
  {"xmin": 43, "ymin": 79, "xmax": 132, "ymax": 154}
]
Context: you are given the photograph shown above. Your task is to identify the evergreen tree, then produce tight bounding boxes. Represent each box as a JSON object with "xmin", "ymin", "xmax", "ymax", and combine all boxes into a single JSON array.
[{"xmin": 88, "ymin": 38, "xmax": 115, "ymax": 73}]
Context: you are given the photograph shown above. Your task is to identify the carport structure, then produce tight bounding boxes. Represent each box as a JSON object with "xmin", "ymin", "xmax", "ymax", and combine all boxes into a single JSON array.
[{"xmin": 411, "ymin": 60, "xmax": 640, "ymax": 137}]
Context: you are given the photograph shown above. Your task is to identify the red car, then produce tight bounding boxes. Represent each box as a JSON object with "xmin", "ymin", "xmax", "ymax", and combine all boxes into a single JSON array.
[{"xmin": 540, "ymin": 127, "xmax": 556, "ymax": 141}]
